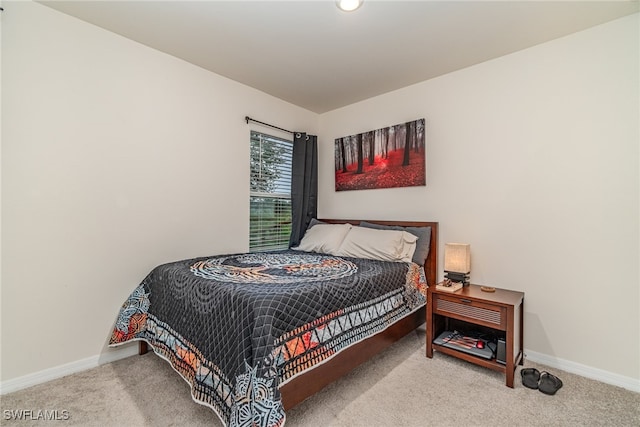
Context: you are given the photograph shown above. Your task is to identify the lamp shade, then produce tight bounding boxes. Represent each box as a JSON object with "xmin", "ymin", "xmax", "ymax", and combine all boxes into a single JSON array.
[{"xmin": 444, "ymin": 243, "xmax": 471, "ymax": 273}]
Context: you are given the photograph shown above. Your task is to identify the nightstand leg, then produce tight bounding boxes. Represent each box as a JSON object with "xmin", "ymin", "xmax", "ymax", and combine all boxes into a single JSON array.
[
  {"xmin": 426, "ymin": 292, "xmax": 434, "ymax": 358},
  {"xmin": 506, "ymin": 306, "xmax": 515, "ymax": 388},
  {"xmin": 506, "ymin": 363, "xmax": 515, "ymax": 388}
]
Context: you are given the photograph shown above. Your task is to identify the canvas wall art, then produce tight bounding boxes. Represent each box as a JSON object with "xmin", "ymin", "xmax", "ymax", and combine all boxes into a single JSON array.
[{"xmin": 334, "ymin": 118, "xmax": 426, "ymax": 191}]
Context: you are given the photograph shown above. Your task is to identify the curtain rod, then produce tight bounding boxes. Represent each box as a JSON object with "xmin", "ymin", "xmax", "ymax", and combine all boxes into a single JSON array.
[{"xmin": 245, "ymin": 116, "xmax": 294, "ymax": 135}]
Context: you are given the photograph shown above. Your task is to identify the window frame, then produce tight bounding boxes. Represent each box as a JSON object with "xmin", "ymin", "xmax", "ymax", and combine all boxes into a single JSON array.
[{"xmin": 249, "ymin": 130, "xmax": 294, "ymax": 252}]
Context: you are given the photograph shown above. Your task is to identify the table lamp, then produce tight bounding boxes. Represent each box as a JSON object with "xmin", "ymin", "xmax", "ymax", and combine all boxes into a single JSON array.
[{"xmin": 444, "ymin": 243, "xmax": 471, "ymax": 285}]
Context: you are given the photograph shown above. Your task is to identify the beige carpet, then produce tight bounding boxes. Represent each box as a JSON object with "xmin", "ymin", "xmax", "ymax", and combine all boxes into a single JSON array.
[{"xmin": 2, "ymin": 325, "xmax": 638, "ymax": 426}]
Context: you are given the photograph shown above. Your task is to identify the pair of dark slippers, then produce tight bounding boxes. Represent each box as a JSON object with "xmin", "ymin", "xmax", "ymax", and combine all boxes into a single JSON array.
[{"xmin": 521, "ymin": 368, "xmax": 563, "ymax": 395}]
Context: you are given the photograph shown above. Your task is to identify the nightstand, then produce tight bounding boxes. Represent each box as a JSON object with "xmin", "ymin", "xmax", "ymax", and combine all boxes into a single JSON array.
[{"xmin": 426, "ymin": 284, "xmax": 524, "ymax": 387}]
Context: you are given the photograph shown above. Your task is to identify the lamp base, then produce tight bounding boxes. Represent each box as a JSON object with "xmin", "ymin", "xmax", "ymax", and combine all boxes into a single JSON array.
[{"xmin": 444, "ymin": 271, "xmax": 470, "ymax": 286}]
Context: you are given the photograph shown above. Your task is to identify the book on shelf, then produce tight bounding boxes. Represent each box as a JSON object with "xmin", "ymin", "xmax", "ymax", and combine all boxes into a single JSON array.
[{"xmin": 435, "ymin": 281, "xmax": 463, "ymax": 293}]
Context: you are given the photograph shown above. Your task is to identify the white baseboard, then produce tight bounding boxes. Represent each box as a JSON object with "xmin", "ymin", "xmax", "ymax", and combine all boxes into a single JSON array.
[
  {"xmin": 0, "ymin": 344, "xmax": 139, "ymax": 395},
  {"xmin": 525, "ymin": 349, "xmax": 640, "ymax": 393},
  {"xmin": 2, "ymin": 345, "xmax": 638, "ymax": 395}
]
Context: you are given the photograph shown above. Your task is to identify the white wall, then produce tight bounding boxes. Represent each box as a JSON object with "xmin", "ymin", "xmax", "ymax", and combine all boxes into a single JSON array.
[
  {"xmin": 319, "ymin": 14, "xmax": 639, "ymax": 384},
  {"xmin": 1, "ymin": 1, "xmax": 316, "ymax": 383}
]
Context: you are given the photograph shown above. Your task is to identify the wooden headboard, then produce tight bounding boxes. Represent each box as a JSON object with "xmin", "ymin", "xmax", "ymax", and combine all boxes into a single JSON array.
[{"xmin": 318, "ymin": 219, "xmax": 438, "ymax": 287}]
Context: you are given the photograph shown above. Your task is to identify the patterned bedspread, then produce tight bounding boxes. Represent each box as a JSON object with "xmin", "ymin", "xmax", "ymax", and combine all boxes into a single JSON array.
[{"xmin": 109, "ymin": 250, "xmax": 427, "ymax": 427}]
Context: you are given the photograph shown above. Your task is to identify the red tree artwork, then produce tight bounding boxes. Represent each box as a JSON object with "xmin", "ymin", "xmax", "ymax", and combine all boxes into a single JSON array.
[{"xmin": 334, "ymin": 118, "xmax": 426, "ymax": 191}]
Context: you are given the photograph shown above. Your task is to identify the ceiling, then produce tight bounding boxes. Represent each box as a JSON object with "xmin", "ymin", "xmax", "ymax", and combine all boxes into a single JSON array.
[{"xmin": 40, "ymin": 1, "xmax": 639, "ymax": 114}]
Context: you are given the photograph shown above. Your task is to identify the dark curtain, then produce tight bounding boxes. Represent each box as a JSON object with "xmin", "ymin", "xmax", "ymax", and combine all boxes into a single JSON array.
[{"xmin": 289, "ymin": 132, "xmax": 318, "ymax": 247}]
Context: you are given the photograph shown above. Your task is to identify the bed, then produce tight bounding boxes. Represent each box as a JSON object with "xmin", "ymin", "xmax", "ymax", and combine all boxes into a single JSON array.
[{"xmin": 109, "ymin": 219, "xmax": 438, "ymax": 427}]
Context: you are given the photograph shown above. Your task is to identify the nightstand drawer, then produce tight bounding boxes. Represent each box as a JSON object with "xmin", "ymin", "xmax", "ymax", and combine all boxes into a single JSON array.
[{"xmin": 434, "ymin": 294, "xmax": 506, "ymax": 330}]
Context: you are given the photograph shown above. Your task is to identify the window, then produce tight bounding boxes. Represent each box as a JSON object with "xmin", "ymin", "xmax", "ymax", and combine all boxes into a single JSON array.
[{"xmin": 249, "ymin": 131, "xmax": 293, "ymax": 252}]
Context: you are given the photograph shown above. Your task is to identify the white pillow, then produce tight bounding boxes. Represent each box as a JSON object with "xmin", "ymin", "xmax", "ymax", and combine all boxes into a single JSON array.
[
  {"xmin": 336, "ymin": 226, "xmax": 417, "ymax": 263},
  {"xmin": 293, "ymin": 223, "xmax": 353, "ymax": 255}
]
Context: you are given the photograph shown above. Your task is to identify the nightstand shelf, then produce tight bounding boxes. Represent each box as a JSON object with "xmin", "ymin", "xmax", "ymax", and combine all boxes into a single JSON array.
[{"xmin": 426, "ymin": 284, "xmax": 524, "ymax": 387}]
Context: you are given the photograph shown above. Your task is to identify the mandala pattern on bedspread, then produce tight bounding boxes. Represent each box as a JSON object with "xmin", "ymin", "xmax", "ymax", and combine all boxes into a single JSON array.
[{"xmin": 109, "ymin": 251, "xmax": 427, "ymax": 427}]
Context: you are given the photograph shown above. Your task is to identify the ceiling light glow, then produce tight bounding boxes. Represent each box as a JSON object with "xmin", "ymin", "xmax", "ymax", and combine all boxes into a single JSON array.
[{"xmin": 336, "ymin": 0, "xmax": 363, "ymax": 12}]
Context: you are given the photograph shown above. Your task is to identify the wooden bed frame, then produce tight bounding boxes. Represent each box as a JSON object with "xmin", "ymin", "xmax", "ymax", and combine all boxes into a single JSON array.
[{"xmin": 138, "ymin": 219, "xmax": 438, "ymax": 411}]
